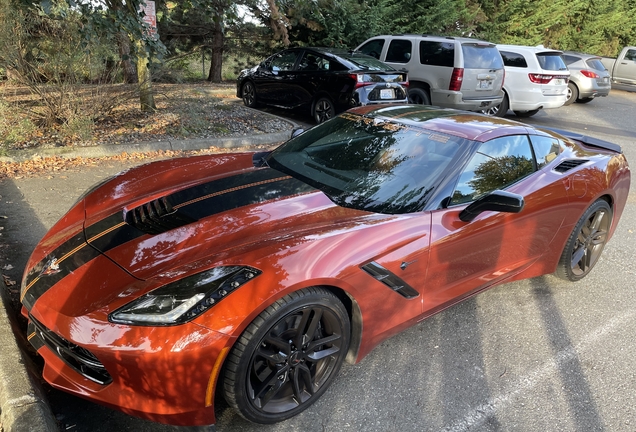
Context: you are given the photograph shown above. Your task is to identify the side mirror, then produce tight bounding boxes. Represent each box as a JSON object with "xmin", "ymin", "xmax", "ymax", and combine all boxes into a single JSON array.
[
  {"xmin": 459, "ymin": 190, "xmax": 524, "ymax": 222},
  {"xmin": 291, "ymin": 127, "xmax": 305, "ymax": 138}
]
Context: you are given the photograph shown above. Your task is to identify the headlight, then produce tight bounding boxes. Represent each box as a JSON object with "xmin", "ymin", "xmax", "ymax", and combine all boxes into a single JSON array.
[{"xmin": 109, "ymin": 266, "xmax": 261, "ymax": 326}]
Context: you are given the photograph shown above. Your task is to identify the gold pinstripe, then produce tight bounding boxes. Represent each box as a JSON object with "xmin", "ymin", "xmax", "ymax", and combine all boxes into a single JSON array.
[
  {"xmin": 22, "ymin": 175, "xmax": 292, "ymax": 304},
  {"xmin": 174, "ymin": 176, "xmax": 291, "ymax": 209},
  {"xmin": 21, "ymin": 241, "xmax": 90, "ymax": 301},
  {"xmin": 27, "ymin": 331, "xmax": 36, "ymax": 341}
]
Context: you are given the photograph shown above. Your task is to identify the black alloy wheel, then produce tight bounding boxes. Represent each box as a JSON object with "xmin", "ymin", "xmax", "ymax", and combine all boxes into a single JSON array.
[
  {"xmin": 242, "ymin": 81, "xmax": 258, "ymax": 108},
  {"xmin": 222, "ymin": 287, "xmax": 350, "ymax": 424},
  {"xmin": 556, "ymin": 199, "xmax": 612, "ymax": 281},
  {"xmin": 313, "ymin": 97, "xmax": 335, "ymax": 124},
  {"xmin": 407, "ymin": 88, "xmax": 431, "ymax": 105}
]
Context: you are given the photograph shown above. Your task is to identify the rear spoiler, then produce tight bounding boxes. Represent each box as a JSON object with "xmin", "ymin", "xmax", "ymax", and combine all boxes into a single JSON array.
[{"xmin": 541, "ymin": 127, "xmax": 623, "ymax": 153}]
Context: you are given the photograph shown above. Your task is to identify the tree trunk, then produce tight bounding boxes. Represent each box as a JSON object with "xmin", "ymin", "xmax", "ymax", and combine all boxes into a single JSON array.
[
  {"xmin": 207, "ymin": 18, "xmax": 224, "ymax": 82},
  {"xmin": 136, "ymin": 40, "xmax": 155, "ymax": 112},
  {"xmin": 117, "ymin": 32, "xmax": 138, "ymax": 84}
]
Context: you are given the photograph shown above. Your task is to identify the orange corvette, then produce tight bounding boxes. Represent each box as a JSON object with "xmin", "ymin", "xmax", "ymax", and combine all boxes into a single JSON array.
[{"xmin": 21, "ymin": 106, "xmax": 630, "ymax": 427}]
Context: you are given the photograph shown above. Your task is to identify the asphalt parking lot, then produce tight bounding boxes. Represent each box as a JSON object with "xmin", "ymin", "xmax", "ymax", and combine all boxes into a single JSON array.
[{"xmin": 1, "ymin": 89, "xmax": 635, "ymax": 431}]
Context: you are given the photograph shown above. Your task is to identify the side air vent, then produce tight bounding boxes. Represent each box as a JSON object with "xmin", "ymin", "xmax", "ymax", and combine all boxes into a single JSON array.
[
  {"xmin": 553, "ymin": 159, "xmax": 589, "ymax": 173},
  {"xmin": 125, "ymin": 197, "xmax": 197, "ymax": 235},
  {"xmin": 361, "ymin": 261, "xmax": 420, "ymax": 299}
]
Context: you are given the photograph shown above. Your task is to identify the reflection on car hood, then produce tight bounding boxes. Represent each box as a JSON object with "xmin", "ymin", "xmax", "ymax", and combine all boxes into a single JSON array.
[{"xmin": 79, "ymin": 153, "xmax": 372, "ymax": 279}]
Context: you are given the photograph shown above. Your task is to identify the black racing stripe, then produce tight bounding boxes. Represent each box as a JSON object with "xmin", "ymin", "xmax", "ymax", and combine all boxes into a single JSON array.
[
  {"xmin": 21, "ymin": 232, "xmax": 101, "ymax": 311},
  {"xmin": 88, "ymin": 168, "xmax": 315, "ymax": 249},
  {"xmin": 176, "ymin": 176, "xmax": 315, "ymax": 220},
  {"xmin": 27, "ymin": 321, "xmax": 45, "ymax": 352},
  {"xmin": 22, "ymin": 168, "xmax": 317, "ymax": 311},
  {"xmin": 85, "ymin": 212, "xmax": 146, "ymax": 254}
]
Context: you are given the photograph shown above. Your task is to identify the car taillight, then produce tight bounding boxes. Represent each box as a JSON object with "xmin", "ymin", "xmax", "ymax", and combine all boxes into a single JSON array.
[
  {"xmin": 349, "ymin": 73, "xmax": 371, "ymax": 89},
  {"xmin": 580, "ymin": 70, "xmax": 600, "ymax": 79},
  {"xmin": 449, "ymin": 68, "xmax": 464, "ymax": 91},
  {"xmin": 528, "ymin": 74, "xmax": 569, "ymax": 84}
]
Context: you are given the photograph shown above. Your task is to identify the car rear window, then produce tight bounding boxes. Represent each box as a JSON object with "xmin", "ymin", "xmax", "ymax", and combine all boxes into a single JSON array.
[
  {"xmin": 419, "ymin": 41, "xmax": 454, "ymax": 67},
  {"xmin": 586, "ymin": 58, "xmax": 606, "ymax": 71},
  {"xmin": 536, "ymin": 53, "xmax": 567, "ymax": 71},
  {"xmin": 500, "ymin": 51, "xmax": 528, "ymax": 68},
  {"xmin": 342, "ymin": 54, "xmax": 396, "ymax": 71},
  {"xmin": 461, "ymin": 44, "xmax": 503, "ymax": 69}
]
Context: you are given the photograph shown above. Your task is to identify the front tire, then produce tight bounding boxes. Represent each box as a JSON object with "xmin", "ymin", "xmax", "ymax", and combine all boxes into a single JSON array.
[
  {"xmin": 223, "ymin": 287, "xmax": 350, "ymax": 424},
  {"xmin": 241, "ymin": 81, "xmax": 258, "ymax": 108},
  {"xmin": 313, "ymin": 97, "xmax": 335, "ymax": 124},
  {"xmin": 555, "ymin": 199, "xmax": 612, "ymax": 281}
]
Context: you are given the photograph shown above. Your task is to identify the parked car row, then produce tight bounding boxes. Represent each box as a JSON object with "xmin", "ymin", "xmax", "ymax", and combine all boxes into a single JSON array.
[{"xmin": 237, "ymin": 37, "xmax": 631, "ymax": 123}]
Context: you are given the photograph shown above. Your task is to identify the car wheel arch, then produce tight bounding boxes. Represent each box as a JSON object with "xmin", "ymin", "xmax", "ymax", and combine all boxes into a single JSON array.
[{"xmin": 215, "ymin": 282, "xmax": 362, "ymax": 371}]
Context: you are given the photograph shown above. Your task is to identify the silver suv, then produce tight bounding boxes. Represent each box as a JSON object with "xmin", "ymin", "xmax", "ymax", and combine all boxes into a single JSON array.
[{"xmin": 356, "ymin": 35, "xmax": 505, "ymax": 111}]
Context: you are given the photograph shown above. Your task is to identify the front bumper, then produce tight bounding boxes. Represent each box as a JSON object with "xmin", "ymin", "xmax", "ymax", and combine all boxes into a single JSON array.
[{"xmin": 25, "ymin": 309, "xmax": 233, "ymax": 426}]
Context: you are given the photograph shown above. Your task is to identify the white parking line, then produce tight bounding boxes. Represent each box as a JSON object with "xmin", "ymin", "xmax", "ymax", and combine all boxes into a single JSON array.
[{"xmin": 442, "ymin": 307, "xmax": 636, "ymax": 432}]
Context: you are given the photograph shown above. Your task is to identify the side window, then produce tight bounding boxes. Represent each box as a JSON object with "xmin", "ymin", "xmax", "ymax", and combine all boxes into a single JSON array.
[
  {"xmin": 419, "ymin": 41, "xmax": 454, "ymax": 67},
  {"xmin": 500, "ymin": 51, "xmax": 528, "ymax": 68},
  {"xmin": 298, "ymin": 52, "xmax": 330, "ymax": 71},
  {"xmin": 529, "ymin": 135, "xmax": 562, "ymax": 168},
  {"xmin": 358, "ymin": 39, "xmax": 385, "ymax": 60},
  {"xmin": 562, "ymin": 54, "xmax": 579, "ymax": 65},
  {"xmin": 625, "ymin": 49, "xmax": 636, "ymax": 61},
  {"xmin": 269, "ymin": 51, "xmax": 299, "ymax": 72},
  {"xmin": 451, "ymin": 135, "xmax": 535, "ymax": 205},
  {"xmin": 386, "ymin": 39, "xmax": 412, "ymax": 63}
]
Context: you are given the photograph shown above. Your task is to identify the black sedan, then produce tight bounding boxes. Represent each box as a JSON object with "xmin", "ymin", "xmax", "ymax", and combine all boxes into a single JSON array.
[{"xmin": 236, "ymin": 47, "xmax": 409, "ymax": 123}]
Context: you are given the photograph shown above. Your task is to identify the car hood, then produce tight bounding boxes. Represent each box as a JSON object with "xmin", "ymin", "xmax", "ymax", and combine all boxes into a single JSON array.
[{"xmin": 78, "ymin": 153, "xmax": 371, "ymax": 280}]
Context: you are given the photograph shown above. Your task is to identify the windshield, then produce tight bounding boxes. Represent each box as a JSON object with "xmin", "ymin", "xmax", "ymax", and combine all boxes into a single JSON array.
[{"xmin": 267, "ymin": 113, "xmax": 466, "ymax": 214}]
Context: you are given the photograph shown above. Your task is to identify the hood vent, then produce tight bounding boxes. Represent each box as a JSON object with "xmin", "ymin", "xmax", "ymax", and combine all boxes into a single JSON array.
[
  {"xmin": 125, "ymin": 197, "xmax": 197, "ymax": 235},
  {"xmin": 553, "ymin": 159, "xmax": 589, "ymax": 173}
]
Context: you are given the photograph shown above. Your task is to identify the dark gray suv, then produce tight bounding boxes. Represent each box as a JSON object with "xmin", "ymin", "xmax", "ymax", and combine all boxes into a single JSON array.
[{"xmin": 356, "ymin": 35, "xmax": 505, "ymax": 111}]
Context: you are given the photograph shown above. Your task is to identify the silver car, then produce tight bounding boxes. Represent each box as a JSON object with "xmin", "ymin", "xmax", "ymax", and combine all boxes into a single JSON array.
[{"xmin": 562, "ymin": 52, "xmax": 611, "ymax": 105}]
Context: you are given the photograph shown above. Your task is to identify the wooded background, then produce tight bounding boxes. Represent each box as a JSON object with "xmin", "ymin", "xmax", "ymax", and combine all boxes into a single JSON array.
[{"xmin": 0, "ymin": 0, "xmax": 634, "ymax": 135}]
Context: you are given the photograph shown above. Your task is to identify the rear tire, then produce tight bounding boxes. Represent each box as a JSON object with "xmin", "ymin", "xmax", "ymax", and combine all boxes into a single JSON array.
[
  {"xmin": 555, "ymin": 199, "xmax": 612, "ymax": 282},
  {"xmin": 313, "ymin": 97, "xmax": 335, "ymax": 124},
  {"xmin": 564, "ymin": 82, "xmax": 578, "ymax": 106},
  {"xmin": 222, "ymin": 287, "xmax": 350, "ymax": 424},
  {"xmin": 513, "ymin": 109, "xmax": 540, "ymax": 117},
  {"xmin": 407, "ymin": 88, "xmax": 431, "ymax": 105},
  {"xmin": 481, "ymin": 94, "xmax": 509, "ymax": 117}
]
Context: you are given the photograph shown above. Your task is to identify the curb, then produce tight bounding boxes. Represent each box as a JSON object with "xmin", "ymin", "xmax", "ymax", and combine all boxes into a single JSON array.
[
  {"xmin": 0, "ymin": 286, "xmax": 58, "ymax": 432},
  {"xmin": 0, "ymin": 130, "xmax": 295, "ymax": 163},
  {"xmin": 0, "ymin": 109, "xmax": 301, "ymax": 431}
]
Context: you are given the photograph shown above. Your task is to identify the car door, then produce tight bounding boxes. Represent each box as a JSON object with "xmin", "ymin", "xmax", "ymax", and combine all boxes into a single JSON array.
[
  {"xmin": 422, "ymin": 134, "xmax": 568, "ymax": 313},
  {"xmin": 614, "ymin": 48, "xmax": 636, "ymax": 84},
  {"xmin": 293, "ymin": 51, "xmax": 333, "ymax": 107},
  {"xmin": 255, "ymin": 50, "xmax": 301, "ymax": 105}
]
